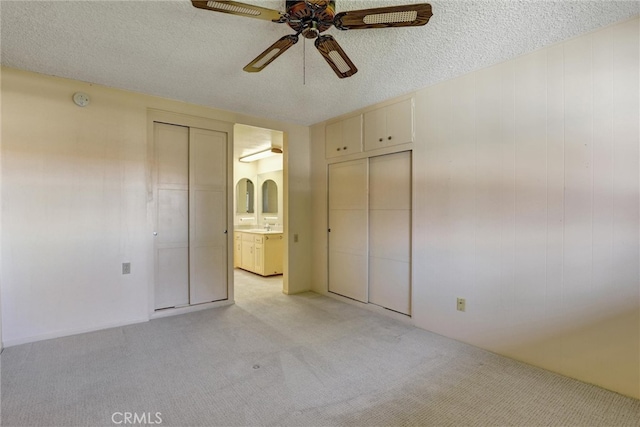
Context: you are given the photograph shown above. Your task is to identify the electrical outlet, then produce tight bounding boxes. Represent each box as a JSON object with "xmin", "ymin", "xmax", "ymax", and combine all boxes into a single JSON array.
[
  {"xmin": 294, "ymin": 233, "xmax": 299, "ymax": 243},
  {"xmin": 456, "ymin": 297, "xmax": 466, "ymax": 312},
  {"xmin": 122, "ymin": 262, "xmax": 131, "ymax": 275}
]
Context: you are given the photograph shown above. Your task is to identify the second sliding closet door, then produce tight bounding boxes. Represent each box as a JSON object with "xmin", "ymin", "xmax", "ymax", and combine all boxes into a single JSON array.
[
  {"xmin": 189, "ymin": 128, "xmax": 228, "ymax": 304},
  {"xmin": 368, "ymin": 151, "xmax": 411, "ymax": 315}
]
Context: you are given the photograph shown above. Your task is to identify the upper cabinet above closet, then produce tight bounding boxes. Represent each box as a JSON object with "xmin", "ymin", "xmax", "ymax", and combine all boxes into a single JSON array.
[
  {"xmin": 363, "ymin": 98, "xmax": 414, "ymax": 151},
  {"xmin": 325, "ymin": 114, "xmax": 363, "ymax": 159}
]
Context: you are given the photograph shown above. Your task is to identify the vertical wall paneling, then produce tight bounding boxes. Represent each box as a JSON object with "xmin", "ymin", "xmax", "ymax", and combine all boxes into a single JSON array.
[
  {"xmin": 545, "ymin": 44, "xmax": 565, "ymax": 331},
  {"xmin": 561, "ymin": 31, "xmax": 601, "ymax": 384},
  {"xmin": 310, "ymin": 123, "xmax": 329, "ymax": 294},
  {"xmin": 513, "ymin": 50, "xmax": 549, "ymax": 331},
  {"xmin": 610, "ymin": 18, "xmax": 640, "ymax": 397},
  {"xmin": 413, "ymin": 82, "xmax": 450, "ymax": 328},
  {"xmin": 496, "ymin": 61, "xmax": 517, "ymax": 344},
  {"xmin": 580, "ymin": 26, "xmax": 619, "ymax": 388},
  {"xmin": 563, "ymin": 35, "xmax": 594, "ymax": 316},
  {"xmin": 474, "ymin": 64, "xmax": 505, "ymax": 332},
  {"xmin": 410, "ymin": 17, "xmax": 639, "ymax": 398},
  {"xmin": 541, "ymin": 44, "xmax": 565, "ymax": 369},
  {"xmin": 448, "ymin": 74, "xmax": 476, "ymax": 327}
]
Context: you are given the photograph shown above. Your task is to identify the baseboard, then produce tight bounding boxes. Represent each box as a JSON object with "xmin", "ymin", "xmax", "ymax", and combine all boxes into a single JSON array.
[
  {"xmin": 150, "ymin": 299, "xmax": 234, "ymax": 320},
  {"xmin": 2, "ymin": 317, "xmax": 150, "ymax": 348}
]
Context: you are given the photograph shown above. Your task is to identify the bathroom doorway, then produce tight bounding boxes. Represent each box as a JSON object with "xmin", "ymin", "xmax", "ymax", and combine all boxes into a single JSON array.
[{"xmin": 233, "ymin": 124, "xmax": 285, "ymax": 299}]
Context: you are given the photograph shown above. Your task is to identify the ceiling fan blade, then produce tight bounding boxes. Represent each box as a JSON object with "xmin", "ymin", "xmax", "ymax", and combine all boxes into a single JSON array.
[
  {"xmin": 315, "ymin": 35, "xmax": 358, "ymax": 79},
  {"xmin": 191, "ymin": 1, "xmax": 283, "ymax": 22},
  {"xmin": 333, "ymin": 3, "xmax": 433, "ymax": 30},
  {"xmin": 244, "ymin": 35, "xmax": 299, "ymax": 73}
]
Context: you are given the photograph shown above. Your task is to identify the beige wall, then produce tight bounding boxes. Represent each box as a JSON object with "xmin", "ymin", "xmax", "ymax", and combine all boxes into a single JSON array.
[
  {"xmin": 311, "ymin": 17, "xmax": 640, "ymax": 398},
  {"xmin": 1, "ymin": 67, "xmax": 311, "ymax": 346},
  {"xmin": 414, "ymin": 17, "xmax": 639, "ymax": 399}
]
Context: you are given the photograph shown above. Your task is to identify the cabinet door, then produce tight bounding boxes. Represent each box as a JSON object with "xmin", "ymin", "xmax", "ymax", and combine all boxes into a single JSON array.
[
  {"xmin": 363, "ymin": 106, "xmax": 387, "ymax": 151},
  {"xmin": 385, "ymin": 98, "xmax": 414, "ymax": 146},
  {"xmin": 254, "ymin": 243, "xmax": 264, "ymax": 274},
  {"xmin": 326, "ymin": 115, "xmax": 362, "ymax": 158},
  {"xmin": 234, "ymin": 232, "xmax": 242, "ymax": 268},
  {"xmin": 364, "ymin": 98, "xmax": 414, "ymax": 151},
  {"xmin": 263, "ymin": 234, "xmax": 284, "ymax": 275},
  {"xmin": 241, "ymin": 238, "xmax": 254, "ymax": 271},
  {"xmin": 328, "ymin": 159, "xmax": 368, "ymax": 302},
  {"xmin": 325, "ymin": 120, "xmax": 344, "ymax": 158}
]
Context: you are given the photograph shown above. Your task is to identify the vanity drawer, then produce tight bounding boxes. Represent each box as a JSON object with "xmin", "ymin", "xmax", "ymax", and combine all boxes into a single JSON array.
[{"xmin": 254, "ymin": 236, "xmax": 264, "ymax": 244}]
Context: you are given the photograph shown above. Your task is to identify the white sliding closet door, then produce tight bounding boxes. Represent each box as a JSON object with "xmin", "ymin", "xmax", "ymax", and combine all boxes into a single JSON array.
[
  {"xmin": 153, "ymin": 123, "xmax": 228, "ymax": 310},
  {"xmin": 189, "ymin": 128, "xmax": 228, "ymax": 304},
  {"xmin": 369, "ymin": 151, "xmax": 411, "ymax": 315},
  {"xmin": 328, "ymin": 159, "xmax": 369, "ymax": 302},
  {"xmin": 154, "ymin": 123, "xmax": 190, "ymax": 309}
]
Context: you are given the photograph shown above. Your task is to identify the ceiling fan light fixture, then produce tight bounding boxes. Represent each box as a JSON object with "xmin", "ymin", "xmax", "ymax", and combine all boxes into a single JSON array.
[
  {"xmin": 239, "ymin": 147, "xmax": 283, "ymax": 163},
  {"xmin": 206, "ymin": 1, "xmax": 261, "ymax": 16},
  {"xmin": 363, "ymin": 10, "xmax": 418, "ymax": 25}
]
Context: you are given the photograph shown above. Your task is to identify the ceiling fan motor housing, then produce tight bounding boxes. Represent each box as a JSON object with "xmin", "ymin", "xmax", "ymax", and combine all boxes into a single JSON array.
[{"xmin": 286, "ymin": 0, "xmax": 336, "ymax": 37}]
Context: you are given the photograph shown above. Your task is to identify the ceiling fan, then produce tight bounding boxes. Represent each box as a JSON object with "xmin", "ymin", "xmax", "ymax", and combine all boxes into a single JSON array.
[{"xmin": 191, "ymin": 1, "xmax": 433, "ymax": 78}]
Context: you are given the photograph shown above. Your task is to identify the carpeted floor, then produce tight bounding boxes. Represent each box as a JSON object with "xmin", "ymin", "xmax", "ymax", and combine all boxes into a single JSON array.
[{"xmin": 1, "ymin": 269, "xmax": 639, "ymax": 426}]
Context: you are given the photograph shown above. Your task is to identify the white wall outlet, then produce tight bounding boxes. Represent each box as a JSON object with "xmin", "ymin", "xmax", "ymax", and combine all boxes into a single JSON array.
[
  {"xmin": 457, "ymin": 297, "xmax": 466, "ymax": 312},
  {"xmin": 122, "ymin": 262, "xmax": 131, "ymax": 275}
]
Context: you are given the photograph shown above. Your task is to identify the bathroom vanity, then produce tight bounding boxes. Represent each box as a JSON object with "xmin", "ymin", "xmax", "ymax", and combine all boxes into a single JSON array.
[{"xmin": 234, "ymin": 230, "xmax": 284, "ymax": 276}]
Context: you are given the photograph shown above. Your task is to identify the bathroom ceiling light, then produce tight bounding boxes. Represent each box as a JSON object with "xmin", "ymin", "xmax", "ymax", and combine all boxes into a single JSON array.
[{"xmin": 239, "ymin": 147, "xmax": 283, "ymax": 163}]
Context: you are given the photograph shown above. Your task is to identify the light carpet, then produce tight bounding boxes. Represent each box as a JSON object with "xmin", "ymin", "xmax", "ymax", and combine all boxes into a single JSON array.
[{"xmin": 1, "ymin": 269, "xmax": 639, "ymax": 426}]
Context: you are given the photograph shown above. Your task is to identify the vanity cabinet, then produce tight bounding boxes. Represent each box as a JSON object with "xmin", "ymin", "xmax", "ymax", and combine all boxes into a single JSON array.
[
  {"xmin": 240, "ymin": 232, "xmax": 255, "ymax": 271},
  {"xmin": 235, "ymin": 231, "xmax": 283, "ymax": 276},
  {"xmin": 325, "ymin": 114, "xmax": 363, "ymax": 159},
  {"xmin": 364, "ymin": 98, "xmax": 414, "ymax": 151}
]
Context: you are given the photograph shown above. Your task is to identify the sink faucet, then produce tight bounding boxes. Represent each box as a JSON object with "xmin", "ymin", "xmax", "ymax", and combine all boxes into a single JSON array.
[{"xmin": 264, "ymin": 222, "xmax": 271, "ymax": 231}]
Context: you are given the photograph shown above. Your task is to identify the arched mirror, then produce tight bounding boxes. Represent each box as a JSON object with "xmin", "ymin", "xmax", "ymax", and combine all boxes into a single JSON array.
[
  {"xmin": 262, "ymin": 179, "xmax": 278, "ymax": 214},
  {"xmin": 236, "ymin": 178, "xmax": 254, "ymax": 213}
]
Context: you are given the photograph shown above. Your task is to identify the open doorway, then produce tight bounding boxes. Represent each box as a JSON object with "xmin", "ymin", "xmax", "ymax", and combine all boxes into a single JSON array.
[{"xmin": 233, "ymin": 124, "xmax": 285, "ymax": 300}]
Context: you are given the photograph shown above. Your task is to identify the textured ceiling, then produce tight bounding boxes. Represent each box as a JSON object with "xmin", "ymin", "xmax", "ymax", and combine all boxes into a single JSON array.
[{"xmin": 1, "ymin": 1, "xmax": 638, "ymax": 126}]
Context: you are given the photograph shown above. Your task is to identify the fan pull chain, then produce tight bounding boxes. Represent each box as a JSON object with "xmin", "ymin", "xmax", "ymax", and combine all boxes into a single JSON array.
[{"xmin": 303, "ymin": 36, "xmax": 306, "ymax": 85}]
